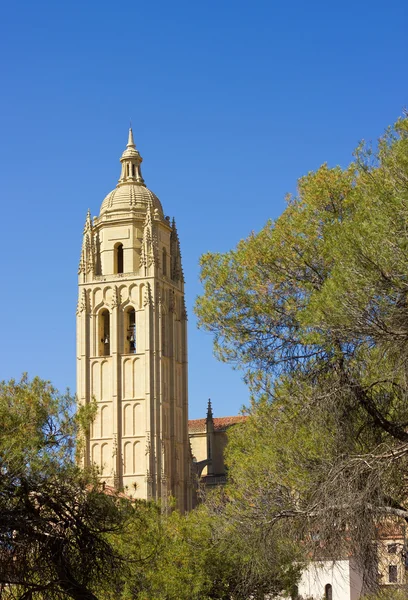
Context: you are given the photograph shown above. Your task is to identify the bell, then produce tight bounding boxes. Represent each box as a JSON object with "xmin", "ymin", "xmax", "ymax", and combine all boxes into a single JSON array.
[{"xmin": 104, "ymin": 336, "xmax": 109, "ymax": 344}]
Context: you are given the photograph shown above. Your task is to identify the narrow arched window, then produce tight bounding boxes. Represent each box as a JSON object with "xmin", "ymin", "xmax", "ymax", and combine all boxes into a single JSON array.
[
  {"xmin": 162, "ymin": 248, "xmax": 167, "ymax": 276},
  {"xmin": 99, "ymin": 309, "xmax": 110, "ymax": 356},
  {"xmin": 126, "ymin": 308, "xmax": 136, "ymax": 353},
  {"xmin": 325, "ymin": 584, "xmax": 332, "ymax": 600},
  {"xmin": 115, "ymin": 243, "xmax": 124, "ymax": 274}
]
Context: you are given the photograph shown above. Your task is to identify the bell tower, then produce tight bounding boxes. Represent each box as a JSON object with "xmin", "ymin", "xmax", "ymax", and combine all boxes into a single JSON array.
[{"xmin": 76, "ymin": 129, "xmax": 192, "ymax": 511}]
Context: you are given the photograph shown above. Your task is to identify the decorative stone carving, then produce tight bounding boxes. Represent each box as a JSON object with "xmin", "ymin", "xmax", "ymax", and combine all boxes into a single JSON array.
[
  {"xmin": 145, "ymin": 433, "xmax": 151, "ymax": 455},
  {"xmin": 110, "ymin": 285, "xmax": 119, "ymax": 308},
  {"xmin": 78, "ymin": 210, "xmax": 95, "ymax": 277},
  {"xmin": 78, "ymin": 254, "xmax": 85, "ymax": 275},
  {"xmin": 76, "ymin": 288, "xmax": 88, "ymax": 315},
  {"xmin": 143, "ymin": 282, "xmax": 154, "ymax": 307},
  {"xmin": 157, "ymin": 289, "xmax": 163, "ymax": 311},
  {"xmin": 170, "ymin": 218, "xmax": 184, "ymax": 282},
  {"xmin": 181, "ymin": 296, "xmax": 188, "ymax": 321},
  {"xmin": 169, "ymin": 289, "xmax": 176, "ymax": 313},
  {"xmin": 140, "ymin": 202, "xmax": 158, "ymax": 270},
  {"xmin": 161, "ymin": 440, "xmax": 166, "ymax": 476}
]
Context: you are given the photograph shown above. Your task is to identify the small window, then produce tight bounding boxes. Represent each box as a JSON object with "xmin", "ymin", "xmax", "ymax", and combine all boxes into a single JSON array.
[
  {"xmin": 325, "ymin": 584, "xmax": 332, "ymax": 600},
  {"xmin": 389, "ymin": 565, "xmax": 398, "ymax": 583},
  {"xmin": 115, "ymin": 243, "xmax": 124, "ymax": 274},
  {"xmin": 388, "ymin": 543, "xmax": 397, "ymax": 554}
]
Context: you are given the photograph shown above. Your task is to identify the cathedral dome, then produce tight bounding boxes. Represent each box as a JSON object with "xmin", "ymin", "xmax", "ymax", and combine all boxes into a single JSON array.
[
  {"xmin": 100, "ymin": 183, "xmax": 164, "ymax": 218},
  {"xmin": 99, "ymin": 128, "xmax": 164, "ymax": 219}
]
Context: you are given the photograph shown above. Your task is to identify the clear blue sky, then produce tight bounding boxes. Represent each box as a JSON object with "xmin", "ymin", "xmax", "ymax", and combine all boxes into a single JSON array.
[{"xmin": 0, "ymin": 0, "xmax": 406, "ymax": 419}]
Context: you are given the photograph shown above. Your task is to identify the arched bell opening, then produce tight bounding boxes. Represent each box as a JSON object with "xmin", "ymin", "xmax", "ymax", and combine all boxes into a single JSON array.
[
  {"xmin": 125, "ymin": 307, "xmax": 136, "ymax": 354},
  {"xmin": 98, "ymin": 309, "xmax": 110, "ymax": 356}
]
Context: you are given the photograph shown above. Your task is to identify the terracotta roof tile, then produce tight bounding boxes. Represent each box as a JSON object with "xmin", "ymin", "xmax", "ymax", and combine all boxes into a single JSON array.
[
  {"xmin": 213, "ymin": 416, "xmax": 247, "ymax": 430},
  {"xmin": 188, "ymin": 416, "xmax": 247, "ymax": 433},
  {"xmin": 188, "ymin": 419, "xmax": 206, "ymax": 433}
]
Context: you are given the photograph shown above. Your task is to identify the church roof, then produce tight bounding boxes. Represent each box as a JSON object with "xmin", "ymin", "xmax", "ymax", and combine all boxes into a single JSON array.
[
  {"xmin": 188, "ymin": 416, "xmax": 247, "ymax": 433},
  {"xmin": 100, "ymin": 184, "xmax": 163, "ymax": 217}
]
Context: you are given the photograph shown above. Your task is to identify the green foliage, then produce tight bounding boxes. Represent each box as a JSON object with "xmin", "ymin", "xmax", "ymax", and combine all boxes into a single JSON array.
[
  {"xmin": 0, "ymin": 376, "xmax": 299, "ymax": 599},
  {"xmin": 362, "ymin": 590, "xmax": 408, "ymax": 600},
  {"xmin": 99, "ymin": 498, "xmax": 300, "ymax": 600},
  {"xmin": 0, "ymin": 374, "xmax": 76, "ymax": 469},
  {"xmin": 196, "ymin": 118, "xmax": 408, "ymax": 387},
  {"xmin": 196, "ymin": 117, "xmax": 408, "ymax": 576},
  {"xmin": 133, "ymin": 506, "xmax": 229, "ymax": 600},
  {"xmin": 99, "ymin": 502, "xmax": 234, "ymax": 600},
  {"xmin": 0, "ymin": 375, "xmax": 131, "ymax": 600},
  {"xmin": 146, "ymin": 507, "xmax": 227, "ymax": 600}
]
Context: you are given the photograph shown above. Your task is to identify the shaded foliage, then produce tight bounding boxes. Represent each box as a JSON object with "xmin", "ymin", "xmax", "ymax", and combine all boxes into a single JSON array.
[
  {"xmin": 362, "ymin": 590, "xmax": 408, "ymax": 600},
  {"xmin": 99, "ymin": 499, "xmax": 300, "ymax": 600}
]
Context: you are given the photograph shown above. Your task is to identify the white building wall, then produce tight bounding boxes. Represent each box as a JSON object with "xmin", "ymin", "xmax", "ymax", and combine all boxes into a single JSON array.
[{"xmin": 297, "ymin": 560, "xmax": 364, "ymax": 600}]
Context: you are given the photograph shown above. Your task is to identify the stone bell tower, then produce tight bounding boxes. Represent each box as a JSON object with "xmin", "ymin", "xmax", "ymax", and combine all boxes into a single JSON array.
[{"xmin": 76, "ymin": 129, "xmax": 192, "ymax": 511}]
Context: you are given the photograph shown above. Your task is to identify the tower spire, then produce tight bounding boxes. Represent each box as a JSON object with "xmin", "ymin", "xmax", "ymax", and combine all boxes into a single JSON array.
[
  {"xmin": 119, "ymin": 127, "xmax": 145, "ymax": 185},
  {"xmin": 127, "ymin": 127, "xmax": 136, "ymax": 148},
  {"xmin": 206, "ymin": 399, "xmax": 213, "ymax": 421},
  {"xmin": 170, "ymin": 218, "xmax": 184, "ymax": 282}
]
